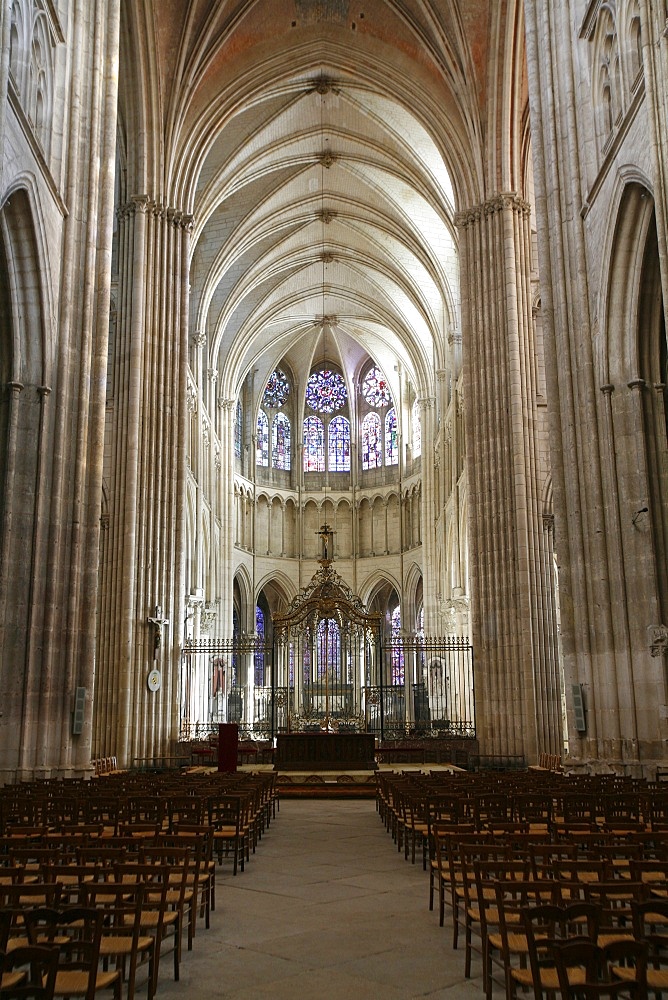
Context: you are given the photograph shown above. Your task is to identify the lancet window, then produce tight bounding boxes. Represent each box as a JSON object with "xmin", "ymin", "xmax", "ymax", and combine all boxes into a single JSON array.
[
  {"xmin": 385, "ymin": 408, "xmax": 398, "ymax": 465},
  {"xmin": 328, "ymin": 415, "xmax": 350, "ymax": 471},
  {"xmin": 272, "ymin": 413, "xmax": 291, "ymax": 470},
  {"xmin": 303, "ymin": 415, "xmax": 325, "ymax": 472},
  {"xmin": 317, "ymin": 618, "xmax": 341, "ymax": 681},
  {"xmin": 391, "ymin": 605, "xmax": 404, "ymax": 686},
  {"xmin": 256, "ymin": 411, "xmax": 269, "ymax": 467},
  {"xmin": 255, "ymin": 606, "xmax": 265, "ymax": 685},
  {"xmin": 362, "ymin": 412, "xmax": 382, "ymax": 470},
  {"xmin": 303, "ymin": 366, "xmax": 349, "ymax": 474},
  {"xmin": 257, "ymin": 369, "xmax": 292, "ymax": 471}
]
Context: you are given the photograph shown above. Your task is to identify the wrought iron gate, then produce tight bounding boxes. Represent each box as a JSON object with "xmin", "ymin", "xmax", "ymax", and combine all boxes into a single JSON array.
[{"xmin": 180, "ymin": 632, "xmax": 474, "ymax": 741}]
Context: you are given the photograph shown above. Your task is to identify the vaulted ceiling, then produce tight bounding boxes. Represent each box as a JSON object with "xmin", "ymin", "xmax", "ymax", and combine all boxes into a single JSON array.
[{"xmin": 120, "ymin": 0, "xmax": 528, "ymax": 406}]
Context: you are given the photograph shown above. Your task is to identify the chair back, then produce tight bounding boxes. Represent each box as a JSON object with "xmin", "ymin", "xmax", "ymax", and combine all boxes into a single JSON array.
[{"xmin": 0, "ymin": 944, "xmax": 59, "ymax": 999}]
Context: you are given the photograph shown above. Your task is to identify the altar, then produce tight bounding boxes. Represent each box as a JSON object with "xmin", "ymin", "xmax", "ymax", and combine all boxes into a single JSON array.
[{"xmin": 274, "ymin": 733, "xmax": 377, "ymax": 771}]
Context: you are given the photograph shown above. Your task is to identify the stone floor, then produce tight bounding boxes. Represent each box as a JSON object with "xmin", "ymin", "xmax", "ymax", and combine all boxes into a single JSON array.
[{"xmin": 152, "ymin": 798, "xmax": 492, "ymax": 1000}]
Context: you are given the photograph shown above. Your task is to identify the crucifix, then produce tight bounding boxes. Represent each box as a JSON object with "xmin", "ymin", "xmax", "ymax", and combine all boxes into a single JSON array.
[
  {"xmin": 147, "ymin": 605, "xmax": 170, "ymax": 660},
  {"xmin": 316, "ymin": 523, "xmax": 336, "ymax": 563}
]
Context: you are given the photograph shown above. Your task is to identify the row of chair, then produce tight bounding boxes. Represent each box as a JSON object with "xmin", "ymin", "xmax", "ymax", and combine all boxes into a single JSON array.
[
  {"xmin": 0, "ymin": 771, "xmax": 279, "ymax": 863},
  {"xmin": 378, "ymin": 768, "xmax": 668, "ymax": 999}
]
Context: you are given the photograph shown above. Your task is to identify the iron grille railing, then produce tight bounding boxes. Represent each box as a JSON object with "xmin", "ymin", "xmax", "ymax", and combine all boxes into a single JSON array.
[{"xmin": 180, "ymin": 634, "xmax": 474, "ymax": 742}]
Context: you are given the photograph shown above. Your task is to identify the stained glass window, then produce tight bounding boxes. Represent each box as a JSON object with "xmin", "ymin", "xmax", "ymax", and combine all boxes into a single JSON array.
[
  {"xmin": 303, "ymin": 636, "xmax": 311, "ymax": 686},
  {"xmin": 391, "ymin": 606, "xmax": 404, "ymax": 686},
  {"xmin": 305, "ymin": 369, "xmax": 347, "ymax": 414},
  {"xmin": 271, "ymin": 413, "xmax": 291, "ymax": 470},
  {"xmin": 317, "ymin": 618, "xmax": 341, "ymax": 681},
  {"xmin": 362, "ymin": 412, "xmax": 382, "ymax": 470},
  {"xmin": 255, "ymin": 606, "xmax": 265, "ymax": 685},
  {"xmin": 263, "ymin": 369, "xmax": 290, "ymax": 408},
  {"xmin": 303, "ymin": 415, "xmax": 325, "ymax": 472},
  {"xmin": 235, "ymin": 400, "xmax": 242, "ymax": 458},
  {"xmin": 232, "ymin": 607, "xmax": 240, "ymax": 686},
  {"xmin": 362, "ymin": 366, "xmax": 392, "ymax": 407},
  {"xmin": 385, "ymin": 407, "xmax": 398, "ymax": 465},
  {"xmin": 412, "ymin": 400, "xmax": 421, "ymax": 458},
  {"xmin": 328, "ymin": 415, "xmax": 350, "ymax": 471},
  {"xmin": 256, "ymin": 411, "xmax": 269, "ymax": 466}
]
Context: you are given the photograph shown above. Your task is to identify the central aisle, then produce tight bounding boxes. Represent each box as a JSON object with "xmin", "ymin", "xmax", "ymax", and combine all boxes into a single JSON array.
[{"xmin": 160, "ymin": 799, "xmax": 486, "ymax": 999}]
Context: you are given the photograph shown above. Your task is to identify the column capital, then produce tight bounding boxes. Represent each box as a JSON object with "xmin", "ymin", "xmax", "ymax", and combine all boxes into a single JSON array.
[
  {"xmin": 417, "ymin": 395, "xmax": 436, "ymax": 411},
  {"xmin": 454, "ymin": 192, "xmax": 530, "ymax": 228}
]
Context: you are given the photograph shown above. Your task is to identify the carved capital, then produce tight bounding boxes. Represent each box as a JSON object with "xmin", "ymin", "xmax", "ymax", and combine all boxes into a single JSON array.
[
  {"xmin": 417, "ymin": 395, "xmax": 435, "ymax": 411},
  {"xmin": 207, "ymin": 368, "xmax": 219, "ymax": 383},
  {"xmin": 193, "ymin": 331, "xmax": 206, "ymax": 350},
  {"xmin": 130, "ymin": 194, "xmax": 151, "ymax": 215},
  {"xmin": 455, "ymin": 193, "xmax": 530, "ymax": 228}
]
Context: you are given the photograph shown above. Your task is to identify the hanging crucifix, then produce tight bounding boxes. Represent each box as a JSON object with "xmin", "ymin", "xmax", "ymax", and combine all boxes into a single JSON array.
[
  {"xmin": 316, "ymin": 523, "xmax": 335, "ymax": 564},
  {"xmin": 147, "ymin": 605, "xmax": 170, "ymax": 661}
]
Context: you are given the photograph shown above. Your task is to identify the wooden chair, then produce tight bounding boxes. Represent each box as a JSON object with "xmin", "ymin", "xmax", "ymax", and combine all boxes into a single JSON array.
[
  {"xmin": 520, "ymin": 903, "xmax": 601, "ymax": 1000},
  {"xmin": 0, "ymin": 883, "xmax": 65, "ymax": 953},
  {"xmin": 614, "ymin": 898, "xmax": 668, "ymax": 996},
  {"xmin": 472, "ymin": 860, "xmax": 532, "ymax": 1000},
  {"xmin": 491, "ymin": 877, "xmax": 561, "ymax": 1000},
  {"xmin": 208, "ymin": 795, "xmax": 247, "ymax": 875},
  {"xmin": 443, "ymin": 832, "xmax": 493, "ymax": 945},
  {"xmin": 81, "ymin": 881, "xmax": 156, "ymax": 1000},
  {"xmin": 114, "ymin": 862, "xmax": 181, "ymax": 996},
  {"xmin": 162, "ymin": 827, "xmax": 214, "ymax": 932},
  {"xmin": 584, "ymin": 881, "xmax": 648, "ymax": 948},
  {"xmin": 24, "ymin": 907, "xmax": 121, "ymax": 1000},
  {"xmin": 458, "ymin": 842, "xmax": 510, "ymax": 979},
  {"xmin": 402, "ymin": 789, "xmax": 430, "ymax": 867},
  {"xmin": 166, "ymin": 796, "xmax": 206, "ymax": 833},
  {"xmin": 140, "ymin": 843, "xmax": 196, "ymax": 953},
  {"xmin": 428, "ymin": 822, "xmax": 474, "ymax": 925},
  {"xmin": 0, "ymin": 944, "xmax": 59, "ymax": 999},
  {"xmin": 550, "ymin": 938, "xmax": 648, "ymax": 999}
]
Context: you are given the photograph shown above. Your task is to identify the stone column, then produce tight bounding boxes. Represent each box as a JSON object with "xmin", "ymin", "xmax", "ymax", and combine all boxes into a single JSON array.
[
  {"xmin": 456, "ymin": 193, "xmax": 562, "ymax": 761},
  {"xmin": 0, "ymin": 2, "xmax": 120, "ymax": 780},
  {"xmin": 97, "ymin": 200, "xmax": 191, "ymax": 768},
  {"xmin": 218, "ymin": 397, "xmax": 236, "ymax": 641},
  {"xmin": 419, "ymin": 396, "xmax": 438, "ymax": 634}
]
